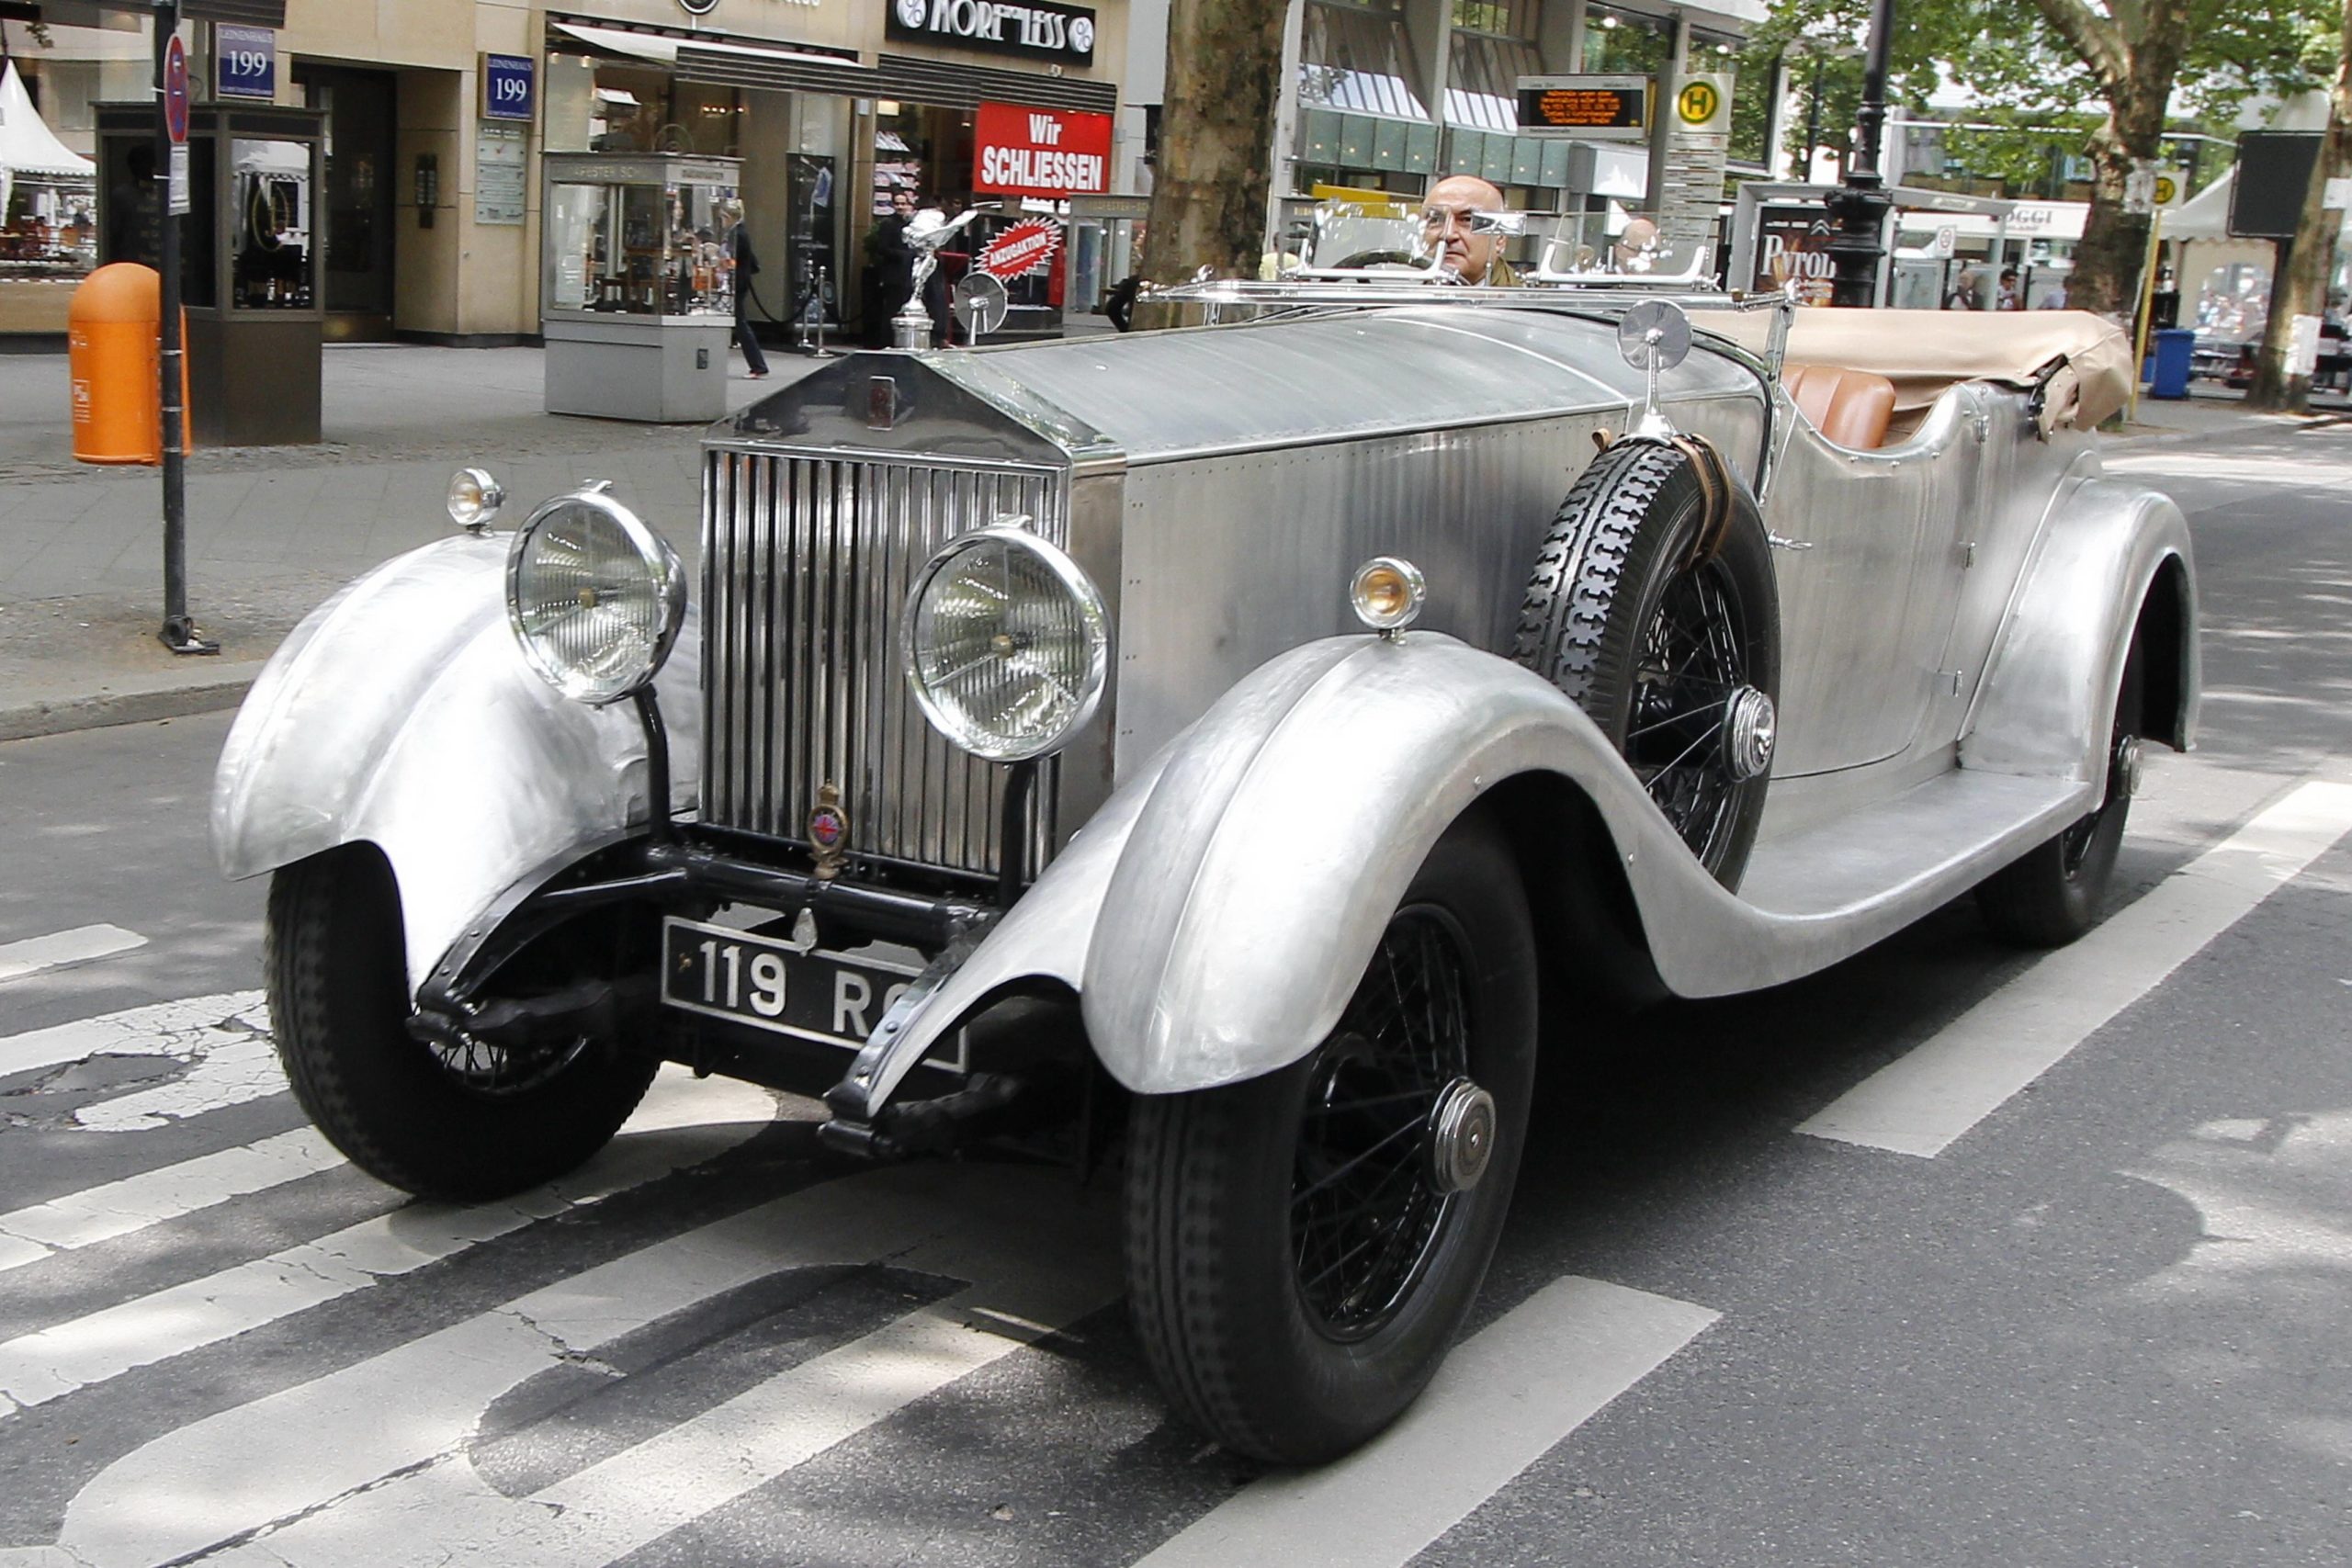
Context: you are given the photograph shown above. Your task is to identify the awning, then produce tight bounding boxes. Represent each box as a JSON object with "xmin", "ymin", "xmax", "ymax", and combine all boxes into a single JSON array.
[
  {"xmin": 0, "ymin": 58, "xmax": 96, "ymax": 179},
  {"xmin": 548, "ymin": 15, "xmax": 1117, "ymax": 116},
  {"xmin": 549, "ymin": 19, "xmax": 844, "ymax": 73}
]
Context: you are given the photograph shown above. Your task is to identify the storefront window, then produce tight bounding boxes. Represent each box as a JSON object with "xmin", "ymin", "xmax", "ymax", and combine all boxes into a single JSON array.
[
  {"xmin": 230, "ymin": 139, "xmax": 315, "ymax": 309},
  {"xmin": 583, "ymin": 64, "xmax": 742, "ymax": 156},
  {"xmin": 546, "ymin": 164, "xmax": 736, "ymax": 318},
  {"xmin": 2, "ymin": 17, "xmax": 141, "ymax": 327},
  {"xmin": 1300, "ymin": 0, "xmax": 1429, "ymax": 120},
  {"xmin": 1446, "ymin": 0, "xmax": 1540, "ymax": 131},
  {"xmin": 1581, "ymin": 6, "xmax": 1672, "ymax": 76}
]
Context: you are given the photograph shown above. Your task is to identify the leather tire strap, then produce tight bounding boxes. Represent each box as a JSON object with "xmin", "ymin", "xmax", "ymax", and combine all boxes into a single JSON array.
[{"xmin": 1668, "ymin": 433, "xmax": 1736, "ymax": 568}]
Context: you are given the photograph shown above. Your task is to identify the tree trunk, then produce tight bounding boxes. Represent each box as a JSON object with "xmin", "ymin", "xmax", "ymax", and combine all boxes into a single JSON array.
[
  {"xmin": 2028, "ymin": 0, "xmax": 2187, "ymax": 321},
  {"xmin": 1140, "ymin": 0, "xmax": 1289, "ymax": 282},
  {"xmin": 2249, "ymin": 0, "xmax": 2352, "ymax": 412},
  {"xmin": 2071, "ymin": 130, "xmax": 2151, "ymax": 319}
]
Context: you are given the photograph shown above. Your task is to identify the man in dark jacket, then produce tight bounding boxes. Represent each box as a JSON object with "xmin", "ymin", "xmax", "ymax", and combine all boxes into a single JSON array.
[
  {"xmin": 865, "ymin": 187, "xmax": 918, "ymax": 346},
  {"xmin": 729, "ymin": 209, "xmax": 770, "ymax": 378}
]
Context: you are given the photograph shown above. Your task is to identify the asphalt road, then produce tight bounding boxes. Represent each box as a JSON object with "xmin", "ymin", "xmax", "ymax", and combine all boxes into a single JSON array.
[{"xmin": 0, "ymin": 427, "xmax": 2347, "ymax": 1567}]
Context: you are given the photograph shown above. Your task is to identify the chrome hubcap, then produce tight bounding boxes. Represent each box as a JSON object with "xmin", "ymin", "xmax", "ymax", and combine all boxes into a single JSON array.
[
  {"xmin": 1721, "ymin": 685, "xmax": 1776, "ymax": 783},
  {"xmin": 1426, "ymin": 1077, "xmax": 1497, "ymax": 1195},
  {"xmin": 2112, "ymin": 734, "xmax": 2143, "ymax": 798}
]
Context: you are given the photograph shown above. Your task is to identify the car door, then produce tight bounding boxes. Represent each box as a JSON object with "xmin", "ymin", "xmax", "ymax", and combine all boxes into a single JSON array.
[{"xmin": 1765, "ymin": 396, "xmax": 1975, "ymax": 776}]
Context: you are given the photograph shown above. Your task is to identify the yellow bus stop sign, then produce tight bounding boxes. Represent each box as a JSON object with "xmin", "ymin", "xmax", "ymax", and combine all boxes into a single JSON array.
[{"xmin": 1677, "ymin": 80, "xmax": 1722, "ymax": 127}]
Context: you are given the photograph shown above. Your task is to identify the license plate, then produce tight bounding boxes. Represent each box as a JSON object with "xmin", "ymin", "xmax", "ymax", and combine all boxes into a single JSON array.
[{"xmin": 662, "ymin": 917, "xmax": 925, "ymax": 1052}]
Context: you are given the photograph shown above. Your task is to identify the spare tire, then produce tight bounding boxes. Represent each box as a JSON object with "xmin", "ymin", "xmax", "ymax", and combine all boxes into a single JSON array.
[{"xmin": 1511, "ymin": 436, "xmax": 1781, "ymax": 888}]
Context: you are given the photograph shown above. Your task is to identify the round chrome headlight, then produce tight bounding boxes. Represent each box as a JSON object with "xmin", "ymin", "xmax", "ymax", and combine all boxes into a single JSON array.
[
  {"xmin": 447, "ymin": 467, "xmax": 504, "ymax": 532},
  {"xmin": 902, "ymin": 525, "xmax": 1109, "ymax": 762},
  {"xmin": 505, "ymin": 489, "xmax": 686, "ymax": 705}
]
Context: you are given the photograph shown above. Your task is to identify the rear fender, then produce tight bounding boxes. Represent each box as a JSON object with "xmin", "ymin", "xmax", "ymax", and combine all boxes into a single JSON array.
[
  {"xmin": 1962, "ymin": 478, "xmax": 2198, "ymax": 778},
  {"xmin": 209, "ymin": 534, "xmax": 700, "ymax": 993}
]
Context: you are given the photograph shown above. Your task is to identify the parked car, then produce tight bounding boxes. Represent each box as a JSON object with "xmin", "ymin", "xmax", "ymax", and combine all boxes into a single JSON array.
[{"xmin": 213, "ymin": 251, "xmax": 2192, "ymax": 1466}]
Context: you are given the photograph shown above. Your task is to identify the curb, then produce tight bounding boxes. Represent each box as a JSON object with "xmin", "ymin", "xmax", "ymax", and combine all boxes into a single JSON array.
[
  {"xmin": 0, "ymin": 661, "xmax": 267, "ymax": 744},
  {"xmin": 2104, "ymin": 409, "xmax": 2345, "ymax": 452}
]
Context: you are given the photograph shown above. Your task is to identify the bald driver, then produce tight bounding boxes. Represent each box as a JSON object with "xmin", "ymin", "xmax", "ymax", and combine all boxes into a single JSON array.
[{"xmin": 1420, "ymin": 174, "xmax": 1521, "ymax": 286}]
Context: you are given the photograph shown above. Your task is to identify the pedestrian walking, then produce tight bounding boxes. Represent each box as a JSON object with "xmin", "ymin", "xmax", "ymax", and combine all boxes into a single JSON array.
[{"xmin": 729, "ymin": 205, "xmax": 770, "ymax": 378}]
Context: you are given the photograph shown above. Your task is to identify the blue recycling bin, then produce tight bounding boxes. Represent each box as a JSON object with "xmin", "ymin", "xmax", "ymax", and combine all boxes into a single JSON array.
[{"xmin": 2148, "ymin": 327, "xmax": 2196, "ymax": 400}]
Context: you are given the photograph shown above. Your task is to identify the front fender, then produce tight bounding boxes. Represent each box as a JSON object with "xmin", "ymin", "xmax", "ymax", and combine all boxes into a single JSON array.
[
  {"xmin": 1962, "ymin": 477, "xmax": 2198, "ymax": 778},
  {"xmin": 869, "ymin": 634, "xmax": 1719, "ymax": 1097},
  {"xmin": 210, "ymin": 534, "xmax": 700, "ymax": 992},
  {"xmin": 1080, "ymin": 635, "xmax": 1688, "ymax": 1091}
]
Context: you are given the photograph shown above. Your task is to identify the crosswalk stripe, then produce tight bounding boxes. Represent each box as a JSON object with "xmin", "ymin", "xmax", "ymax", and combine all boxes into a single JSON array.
[
  {"xmin": 71, "ymin": 1030, "xmax": 283, "ymax": 1131},
  {"xmin": 1798, "ymin": 776, "xmax": 2352, "ymax": 1158},
  {"xmin": 0, "ymin": 925, "xmax": 146, "ymax": 984},
  {"xmin": 1135, "ymin": 1278, "xmax": 1720, "ymax": 1568},
  {"xmin": 58, "ymin": 1161, "xmax": 1120, "ymax": 1568},
  {"xmin": 0, "ymin": 991, "xmax": 265, "ymax": 1083},
  {"xmin": 184, "ymin": 1287, "xmax": 1114, "ymax": 1568},
  {"xmin": 0, "ymin": 1127, "xmax": 342, "ymax": 1274},
  {"xmin": 0, "ymin": 1068, "xmax": 776, "ymax": 1413}
]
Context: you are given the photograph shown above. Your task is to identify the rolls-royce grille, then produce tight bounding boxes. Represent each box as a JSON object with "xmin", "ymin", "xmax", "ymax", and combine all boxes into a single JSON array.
[{"xmin": 700, "ymin": 448, "xmax": 1065, "ymax": 882}]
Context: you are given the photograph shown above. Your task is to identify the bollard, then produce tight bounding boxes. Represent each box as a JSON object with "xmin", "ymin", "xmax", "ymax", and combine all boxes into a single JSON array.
[{"xmin": 68, "ymin": 263, "xmax": 191, "ymax": 465}]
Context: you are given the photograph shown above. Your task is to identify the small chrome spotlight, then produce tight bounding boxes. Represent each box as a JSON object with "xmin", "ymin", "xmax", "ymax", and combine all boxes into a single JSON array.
[{"xmin": 1350, "ymin": 557, "xmax": 1427, "ymax": 637}]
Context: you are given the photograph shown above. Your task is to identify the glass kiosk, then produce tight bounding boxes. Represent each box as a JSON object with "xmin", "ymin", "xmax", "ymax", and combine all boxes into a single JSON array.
[
  {"xmin": 96, "ymin": 102, "xmax": 325, "ymax": 446},
  {"xmin": 542, "ymin": 152, "xmax": 741, "ymax": 423}
]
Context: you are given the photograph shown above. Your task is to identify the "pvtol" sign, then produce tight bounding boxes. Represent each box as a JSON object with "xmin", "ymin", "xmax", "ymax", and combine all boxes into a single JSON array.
[{"xmin": 888, "ymin": 0, "xmax": 1097, "ymax": 64}]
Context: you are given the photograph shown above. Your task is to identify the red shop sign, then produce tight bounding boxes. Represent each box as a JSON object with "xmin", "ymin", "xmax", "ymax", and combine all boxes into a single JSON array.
[
  {"xmin": 972, "ymin": 101, "xmax": 1113, "ymax": 198},
  {"xmin": 978, "ymin": 218, "xmax": 1063, "ymax": 279}
]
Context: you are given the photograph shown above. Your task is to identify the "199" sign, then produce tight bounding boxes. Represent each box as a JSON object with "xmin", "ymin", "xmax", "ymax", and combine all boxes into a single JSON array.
[
  {"xmin": 481, "ymin": 53, "xmax": 536, "ymax": 122},
  {"xmin": 215, "ymin": 24, "xmax": 275, "ymax": 99}
]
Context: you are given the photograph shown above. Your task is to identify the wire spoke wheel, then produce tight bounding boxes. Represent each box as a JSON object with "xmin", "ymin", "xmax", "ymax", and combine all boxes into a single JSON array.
[
  {"xmin": 1513, "ymin": 437, "xmax": 1781, "ymax": 889},
  {"xmin": 266, "ymin": 844, "xmax": 659, "ymax": 1200},
  {"xmin": 1290, "ymin": 908, "xmax": 1472, "ymax": 1340},
  {"xmin": 1627, "ymin": 564, "xmax": 1749, "ymax": 866},
  {"xmin": 1123, "ymin": 818, "xmax": 1537, "ymax": 1465},
  {"xmin": 1978, "ymin": 636, "xmax": 2145, "ymax": 947},
  {"xmin": 424, "ymin": 1029, "xmax": 592, "ymax": 1099}
]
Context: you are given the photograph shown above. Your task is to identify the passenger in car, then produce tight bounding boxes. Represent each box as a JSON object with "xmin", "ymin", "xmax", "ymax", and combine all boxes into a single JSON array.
[{"xmin": 1420, "ymin": 175, "xmax": 1521, "ymax": 286}]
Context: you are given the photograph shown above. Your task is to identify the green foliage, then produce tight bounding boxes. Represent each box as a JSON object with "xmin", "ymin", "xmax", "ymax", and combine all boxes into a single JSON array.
[{"xmin": 1755, "ymin": 0, "xmax": 2330, "ymax": 161}]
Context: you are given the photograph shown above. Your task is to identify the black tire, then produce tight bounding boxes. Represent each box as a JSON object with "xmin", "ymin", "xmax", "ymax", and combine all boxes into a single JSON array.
[
  {"xmin": 266, "ymin": 845, "xmax": 660, "ymax": 1201},
  {"xmin": 1976, "ymin": 637, "xmax": 2143, "ymax": 947},
  {"xmin": 1124, "ymin": 817, "xmax": 1538, "ymax": 1464},
  {"xmin": 1513, "ymin": 438, "xmax": 1781, "ymax": 888}
]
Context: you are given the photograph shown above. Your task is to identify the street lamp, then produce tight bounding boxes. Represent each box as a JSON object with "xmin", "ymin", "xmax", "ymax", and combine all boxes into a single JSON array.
[{"xmin": 1823, "ymin": 0, "xmax": 1895, "ymax": 309}]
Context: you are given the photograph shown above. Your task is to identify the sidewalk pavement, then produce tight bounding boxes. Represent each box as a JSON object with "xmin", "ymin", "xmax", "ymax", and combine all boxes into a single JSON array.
[
  {"xmin": 0, "ymin": 342, "xmax": 822, "ymax": 740},
  {"xmin": 0, "ymin": 340, "xmax": 2332, "ymax": 743}
]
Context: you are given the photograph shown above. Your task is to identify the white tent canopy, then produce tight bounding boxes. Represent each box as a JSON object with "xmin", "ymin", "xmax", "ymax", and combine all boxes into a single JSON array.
[
  {"xmin": 0, "ymin": 58, "xmax": 96, "ymax": 179},
  {"xmin": 2166, "ymin": 169, "xmax": 2235, "ymax": 242}
]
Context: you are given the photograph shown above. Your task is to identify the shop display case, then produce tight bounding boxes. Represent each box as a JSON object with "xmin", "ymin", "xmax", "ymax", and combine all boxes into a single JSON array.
[
  {"xmin": 542, "ymin": 152, "xmax": 741, "ymax": 422},
  {"xmin": 96, "ymin": 101, "xmax": 325, "ymax": 446}
]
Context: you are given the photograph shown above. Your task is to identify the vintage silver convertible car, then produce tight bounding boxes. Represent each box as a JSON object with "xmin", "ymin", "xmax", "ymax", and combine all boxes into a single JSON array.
[{"xmin": 211, "ymin": 276, "xmax": 2191, "ymax": 1466}]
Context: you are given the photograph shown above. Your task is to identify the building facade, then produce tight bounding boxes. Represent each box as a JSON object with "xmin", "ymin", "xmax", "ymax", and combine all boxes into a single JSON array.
[
  {"xmin": 1266, "ymin": 0, "xmax": 1761, "ymax": 260},
  {"xmin": 3, "ymin": 0, "xmax": 1137, "ymax": 343},
  {"xmin": 3, "ymin": 0, "xmax": 1765, "ymax": 345}
]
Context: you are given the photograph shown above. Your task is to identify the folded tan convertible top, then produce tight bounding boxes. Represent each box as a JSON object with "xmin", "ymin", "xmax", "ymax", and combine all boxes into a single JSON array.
[{"xmin": 1709, "ymin": 308, "xmax": 2134, "ymax": 434}]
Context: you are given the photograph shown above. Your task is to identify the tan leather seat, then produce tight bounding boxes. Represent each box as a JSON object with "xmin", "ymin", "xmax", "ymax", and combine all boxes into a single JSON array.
[{"xmin": 1781, "ymin": 363, "xmax": 1898, "ymax": 451}]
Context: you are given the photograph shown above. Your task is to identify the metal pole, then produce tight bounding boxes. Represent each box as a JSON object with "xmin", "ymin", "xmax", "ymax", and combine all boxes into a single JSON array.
[
  {"xmin": 1823, "ymin": 0, "xmax": 1895, "ymax": 309},
  {"xmin": 153, "ymin": 0, "xmax": 212, "ymax": 654},
  {"xmin": 2128, "ymin": 210, "xmax": 2165, "ymax": 423},
  {"xmin": 1802, "ymin": 55, "xmax": 1825, "ymax": 180}
]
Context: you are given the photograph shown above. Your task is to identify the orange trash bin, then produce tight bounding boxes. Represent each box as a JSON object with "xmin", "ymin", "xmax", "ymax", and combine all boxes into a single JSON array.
[{"xmin": 69, "ymin": 263, "xmax": 192, "ymax": 465}]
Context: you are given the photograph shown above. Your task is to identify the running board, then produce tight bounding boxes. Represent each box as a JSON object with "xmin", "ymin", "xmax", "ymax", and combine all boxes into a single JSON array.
[
  {"xmin": 1639, "ymin": 768, "xmax": 2097, "ymax": 1000},
  {"xmin": 1740, "ymin": 770, "xmax": 2090, "ymax": 922}
]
